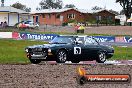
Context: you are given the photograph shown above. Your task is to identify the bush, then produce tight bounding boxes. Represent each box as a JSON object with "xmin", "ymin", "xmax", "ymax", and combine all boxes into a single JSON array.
[
  {"xmin": 68, "ymin": 19, "xmax": 77, "ymax": 23},
  {"xmin": 87, "ymin": 19, "xmax": 97, "ymax": 24},
  {"xmin": 62, "ymin": 22, "xmax": 68, "ymax": 26}
]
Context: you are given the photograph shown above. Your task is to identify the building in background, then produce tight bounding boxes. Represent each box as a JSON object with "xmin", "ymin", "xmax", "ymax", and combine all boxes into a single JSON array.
[
  {"xmin": 32, "ymin": 8, "xmax": 115, "ymax": 26},
  {"xmin": 0, "ymin": 6, "xmax": 33, "ymax": 26},
  {"xmin": 80, "ymin": 9, "xmax": 116, "ymax": 26},
  {"xmin": 32, "ymin": 8, "xmax": 85, "ymax": 25},
  {"xmin": 115, "ymin": 15, "xmax": 126, "ymax": 25}
]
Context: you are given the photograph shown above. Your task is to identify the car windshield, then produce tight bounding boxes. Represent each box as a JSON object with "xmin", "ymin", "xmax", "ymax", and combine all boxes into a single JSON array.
[{"xmin": 50, "ymin": 36, "xmax": 74, "ymax": 44}]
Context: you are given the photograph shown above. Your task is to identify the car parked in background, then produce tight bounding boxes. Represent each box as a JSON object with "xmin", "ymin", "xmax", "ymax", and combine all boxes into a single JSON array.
[
  {"xmin": 25, "ymin": 35, "xmax": 114, "ymax": 64},
  {"xmin": 15, "ymin": 21, "xmax": 39, "ymax": 29}
]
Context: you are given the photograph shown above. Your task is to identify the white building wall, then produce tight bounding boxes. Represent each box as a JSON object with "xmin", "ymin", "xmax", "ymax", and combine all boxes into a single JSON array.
[
  {"xmin": 115, "ymin": 15, "xmax": 126, "ymax": 25},
  {"xmin": 29, "ymin": 15, "xmax": 33, "ymax": 22},
  {"xmin": 0, "ymin": 13, "xmax": 33, "ymax": 26},
  {"xmin": 0, "ymin": 13, "xmax": 8, "ymax": 24},
  {"xmin": 9, "ymin": 13, "xmax": 18, "ymax": 26}
]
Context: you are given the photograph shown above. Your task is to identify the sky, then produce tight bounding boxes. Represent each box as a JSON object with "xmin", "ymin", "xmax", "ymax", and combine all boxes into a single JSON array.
[{"xmin": 2, "ymin": 0, "xmax": 122, "ymax": 12}]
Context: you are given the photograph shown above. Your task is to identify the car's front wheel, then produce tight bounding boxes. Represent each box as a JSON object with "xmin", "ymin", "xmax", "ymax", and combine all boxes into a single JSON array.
[
  {"xmin": 29, "ymin": 59, "xmax": 41, "ymax": 64},
  {"xmin": 56, "ymin": 50, "xmax": 67, "ymax": 63},
  {"xmin": 96, "ymin": 52, "xmax": 106, "ymax": 63}
]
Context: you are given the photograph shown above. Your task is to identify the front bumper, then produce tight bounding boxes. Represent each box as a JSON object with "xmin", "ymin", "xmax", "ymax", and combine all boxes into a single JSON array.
[
  {"xmin": 106, "ymin": 53, "xmax": 114, "ymax": 59},
  {"xmin": 27, "ymin": 53, "xmax": 47, "ymax": 59}
]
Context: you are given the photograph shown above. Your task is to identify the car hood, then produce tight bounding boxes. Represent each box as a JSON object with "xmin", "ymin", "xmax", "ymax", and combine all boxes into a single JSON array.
[
  {"xmin": 100, "ymin": 45, "xmax": 114, "ymax": 50},
  {"xmin": 26, "ymin": 44, "xmax": 66, "ymax": 49}
]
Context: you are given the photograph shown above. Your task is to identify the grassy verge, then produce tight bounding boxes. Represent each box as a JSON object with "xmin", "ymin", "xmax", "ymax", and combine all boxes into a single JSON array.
[
  {"xmin": 111, "ymin": 46, "xmax": 132, "ymax": 60},
  {"xmin": 0, "ymin": 39, "xmax": 132, "ymax": 64},
  {"xmin": 0, "ymin": 39, "xmax": 47, "ymax": 64}
]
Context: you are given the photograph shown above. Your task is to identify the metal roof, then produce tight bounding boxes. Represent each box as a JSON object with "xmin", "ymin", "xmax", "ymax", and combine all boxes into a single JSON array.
[
  {"xmin": 78, "ymin": 9, "xmax": 110, "ymax": 13},
  {"xmin": 0, "ymin": 6, "xmax": 29, "ymax": 14},
  {"xmin": 32, "ymin": 8, "xmax": 79, "ymax": 14},
  {"xmin": 31, "ymin": 8, "xmax": 113, "ymax": 15}
]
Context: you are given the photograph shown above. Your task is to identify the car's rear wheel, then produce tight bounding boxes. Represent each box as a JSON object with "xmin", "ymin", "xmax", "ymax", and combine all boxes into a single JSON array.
[
  {"xmin": 96, "ymin": 52, "xmax": 106, "ymax": 63},
  {"xmin": 56, "ymin": 50, "xmax": 67, "ymax": 63},
  {"xmin": 29, "ymin": 59, "xmax": 41, "ymax": 64}
]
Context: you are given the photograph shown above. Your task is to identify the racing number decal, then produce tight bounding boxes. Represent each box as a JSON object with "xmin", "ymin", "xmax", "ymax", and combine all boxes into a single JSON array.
[{"xmin": 74, "ymin": 47, "xmax": 81, "ymax": 54}]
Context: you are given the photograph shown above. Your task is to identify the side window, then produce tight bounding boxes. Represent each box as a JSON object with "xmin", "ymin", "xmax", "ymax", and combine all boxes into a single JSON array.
[
  {"xmin": 76, "ymin": 37, "xmax": 84, "ymax": 44},
  {"xmin": 85, "ymin": 37, "xmax": 98, "ymax": 45}
]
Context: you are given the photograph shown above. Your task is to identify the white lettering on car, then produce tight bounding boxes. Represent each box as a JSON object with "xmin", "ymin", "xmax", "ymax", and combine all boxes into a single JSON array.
[{"xmin": 74, "ymin": 47, "xmax": 81, "ymax": 54}]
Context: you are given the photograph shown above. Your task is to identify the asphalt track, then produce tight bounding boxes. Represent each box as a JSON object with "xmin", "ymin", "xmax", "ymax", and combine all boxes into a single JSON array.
[{"xmin": 100, "ymin": 42, "xmax": 132, "ymax": 47}]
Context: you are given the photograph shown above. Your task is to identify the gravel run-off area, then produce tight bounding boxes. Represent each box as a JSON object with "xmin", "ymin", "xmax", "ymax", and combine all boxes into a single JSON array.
[
  {"xmin": 0, "ymin": 64, "xmax": 132, "ymax": 88},
  {"xmin": 39, "ymin": 26, "xmax": 132, "ymax": 36}
]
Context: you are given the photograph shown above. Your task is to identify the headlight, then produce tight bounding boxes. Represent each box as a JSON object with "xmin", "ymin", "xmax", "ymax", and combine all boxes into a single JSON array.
[
  {"xmin": 48, "ymin": 48, "xmax": 52, "ymax": 53},
  {"xmin": 109, "ymin": 46, "xmax": 114, "ymax": 49},
  {"xmin": 25, "ymin": 49, "xmax": 28, "ymax": 52}
]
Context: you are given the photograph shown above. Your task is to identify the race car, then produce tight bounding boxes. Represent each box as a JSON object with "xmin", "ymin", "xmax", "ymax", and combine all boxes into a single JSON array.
[{"xmin": 25, "ymin": 35, "xmax": 114, "ymax": 64}]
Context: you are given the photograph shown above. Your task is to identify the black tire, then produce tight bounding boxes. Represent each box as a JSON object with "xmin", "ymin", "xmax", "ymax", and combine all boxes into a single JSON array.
[
  {"xmin": 56, "ymin": 50, "xmax": 67, "ymax": 63},
  {"xmin": 29, "ymin": 59, "xmax": 41, "ymax": 64},
  {"xmin": 96, "ymin": 52, "xmax": 106, "ymax": 63}
]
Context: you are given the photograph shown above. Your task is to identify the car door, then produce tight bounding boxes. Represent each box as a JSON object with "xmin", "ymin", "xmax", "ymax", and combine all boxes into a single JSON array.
[
  {"xmin": 73, "ymin": 37, "xmax": 85, "ymax": 59},
  {"xmin": 83, "ymin": 37, "xmax": 101, "ymax": 59}
]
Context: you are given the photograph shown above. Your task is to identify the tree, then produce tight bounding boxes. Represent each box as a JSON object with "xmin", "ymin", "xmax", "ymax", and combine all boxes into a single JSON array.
[
  {"xmin": 39, "ymin": 0, "xmax": 63, "ymax": 9},
  {"xmin": 1, "ymin": 0, "xmax": 4, "ymax": 6},
  {"xmin": 120, "ymin": 9, "xmax": 125, "ymax": 15},
  {"xmin": 64, "ymin": 4, "xmax": 76, "ymax": 8},
  {"xmin": 109, "ymin": 9, "xmax": 119, "ymax": 15},
  {"xmin": 91, "ymin": 6, "xmax": 103, "ymax": 26},
  {"xmin": 116, "ymin": 0, "xmax": 132, "ymax": 20},
  {"xmin": 36, "ymin": 7, "xmax": 41, "ymax": 11},
  {"xmin": 91, "ymin": 6, "xmax": 102, "ymax": 10},
  {"xmin": 11, "ymin": 2, "xmax": 31, "ymax": 12}
]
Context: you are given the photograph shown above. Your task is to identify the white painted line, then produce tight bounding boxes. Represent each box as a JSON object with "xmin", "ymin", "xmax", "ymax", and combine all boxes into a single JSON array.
[
  {"xmin": 40, "ymin": 60, "xmax": 132, "ymax": 65},
  {"xmin": 121, "ymin": 46, "xmax": 128, "ymax": 47},
  {"xmin": 128, "ymin": 60, "xmax": 132, "ymax": 61},
  {"xmin": 115, "ymin": 64, "xmax": 132, "ymax": 65},
  {"xmin": 104, "ymin": 60, "xmax": 121, "ymax": 64},
  {"xmin": 65, "ymin": 61, "xmax": 72, "ymax": 63}
]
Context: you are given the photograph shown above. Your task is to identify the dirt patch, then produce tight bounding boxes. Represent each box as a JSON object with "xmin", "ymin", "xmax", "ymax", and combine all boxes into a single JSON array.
[
  {"xmin": 1, "ymin": 26, "xmax": 132, "ymax": 36},
  {"xmin": 37, "ymin": 25, "xmax": 132, "ymax": 36},
  {"xmin": 0, "ymin": 64, "xmax": 132, "ymax": 88}
]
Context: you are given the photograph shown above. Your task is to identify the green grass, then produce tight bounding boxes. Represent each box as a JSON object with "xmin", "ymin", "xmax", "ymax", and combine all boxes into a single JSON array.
[
  {"xmin": 111, "ymin": 46, "xmax": 132, "ymax": 60},
  {"xmin": 0, "ymin": 39, "xmax": 47, "ymax": 64},
  {"xmin": 0, "ymin": 39, "xmax": 132, "ymax": 64}
]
